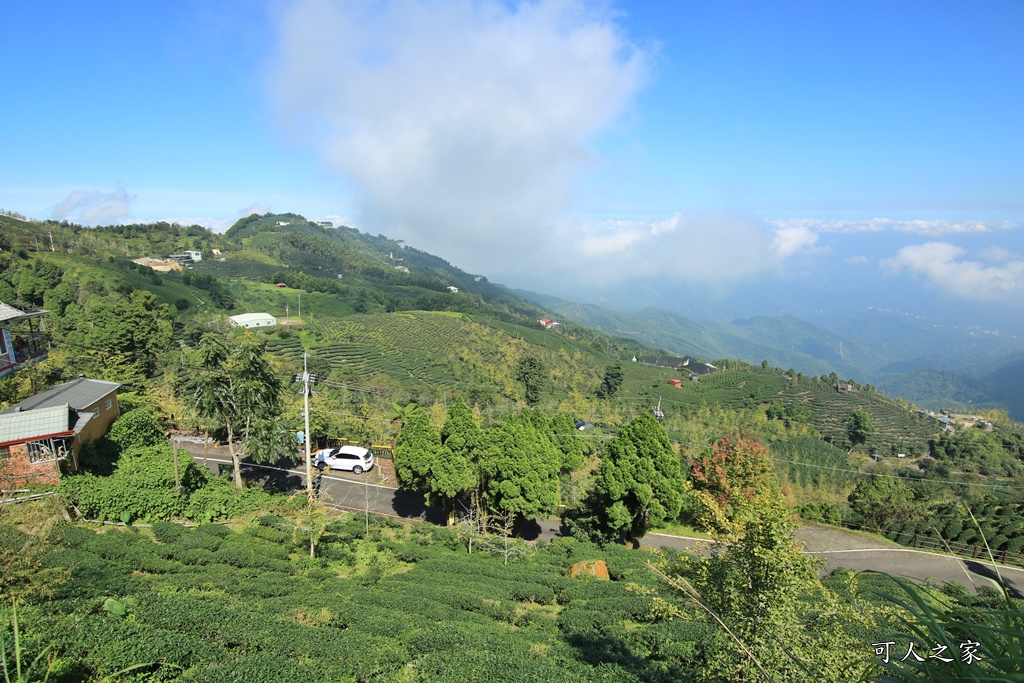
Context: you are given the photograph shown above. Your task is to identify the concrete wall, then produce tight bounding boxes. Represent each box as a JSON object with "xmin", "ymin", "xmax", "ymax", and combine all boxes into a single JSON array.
[{"xmin": 75, "ymin": 392, "xmax": 120, "ymax": 448}]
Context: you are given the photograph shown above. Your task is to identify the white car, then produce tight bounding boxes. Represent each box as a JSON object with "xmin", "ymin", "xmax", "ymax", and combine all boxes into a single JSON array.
[{"xmin": 313, "ymin": 446, "xmax": 374, "ymax": 474}]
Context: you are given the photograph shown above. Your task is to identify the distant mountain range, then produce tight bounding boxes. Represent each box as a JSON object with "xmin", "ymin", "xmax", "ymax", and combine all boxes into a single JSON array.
[{"xmin": 517, "ymin": 289, "xmax": 1024, "ymax": 421}]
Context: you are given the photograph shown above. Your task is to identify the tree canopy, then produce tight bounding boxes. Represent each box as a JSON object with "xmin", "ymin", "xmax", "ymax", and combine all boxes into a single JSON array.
[
  {"xmin": 513, "ymin": 355, "xmax": 547, "ymax": 407},
  {"xmin": 584, "ymin": 412, "xmax": 685, "ymax": 545},
  {"xmin": 846, "ymin": 409, "xmax": 875, "ymax": 450},
  {"xmin": 188, "ymin": 333, "xmax": 287, "ymax": 490}
]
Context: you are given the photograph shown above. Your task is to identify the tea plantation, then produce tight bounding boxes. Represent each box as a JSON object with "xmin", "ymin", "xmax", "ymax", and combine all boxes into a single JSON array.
[{"xmin": 14, "ymin": 517, "xmax": 728, "ymax": 682}]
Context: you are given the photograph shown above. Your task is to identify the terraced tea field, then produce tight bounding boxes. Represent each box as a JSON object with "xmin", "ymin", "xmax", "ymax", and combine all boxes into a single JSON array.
[
  {"xmin": 264, "ymin": 336, "xmax": 305, "ymax": 365},
  {"xmin": 195, "ymin": 256, "xmax": 282, "ymax": 281},
  {"xmin": 780, "ymin": 382, "xmax": 937, "ymax": 453},
  {"xmin": 307, "ymin": 312, "xmax": 601, "ymax": 393}
]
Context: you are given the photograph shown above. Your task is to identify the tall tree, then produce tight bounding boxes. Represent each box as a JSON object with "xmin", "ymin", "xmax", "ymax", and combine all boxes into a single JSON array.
[
  {"xmin": 394, "ymin": 401, "xmax": 479, "ymax": 525},
  {"xmin": 436, "ymin": 397, "xmax": 485, "ymax": 523},
  {"xmin": 846, "ymin": 409, "xmax": 875, "ymax": 451},
  {"xmin": 59, "ymin": 290, "xmax": 174, "ymax": 388},
  {"xmin": 688, "ymin": 433, "xmax": 776, "ymax": 523},
  {"xmin": 597, "ymin": 363, "xmax": 624, "ymax": 399},
  {"xmin": 550, "ymin": 412, "xmax": 585, "ymax": 472},
  {"xmin": 189, "ymin": 333, "xmax": 285, "ymax": 490},
  {"xmin": 393, "ymin": 410, "xmax": 441, "ymax": 497},
  {"xmin": 482, "ymin": 411, "xmax": 561, "ymax": 531},
  {"xmin": 513, "ymin": 355, "xmax": 547, "ymax": 407},
  {"xmin": 588, "ymin": 412, "xmax": 685, "ymax": 546}
]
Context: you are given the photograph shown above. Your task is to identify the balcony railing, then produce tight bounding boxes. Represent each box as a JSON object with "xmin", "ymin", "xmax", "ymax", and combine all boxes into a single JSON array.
[{"xmin": 0, "ymin": 334, "xmax": 48, "ymax": 378}]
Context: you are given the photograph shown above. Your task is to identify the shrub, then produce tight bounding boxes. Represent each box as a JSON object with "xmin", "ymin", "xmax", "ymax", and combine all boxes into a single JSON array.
[{"xmin": 108, "ymin": 409, "xmax": 166, "ymax": 452}]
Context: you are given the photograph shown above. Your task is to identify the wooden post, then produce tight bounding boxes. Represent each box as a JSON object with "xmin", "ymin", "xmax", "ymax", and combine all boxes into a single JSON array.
[
  {"xmin": 913, "ymin": 534, "xmax": 918, "ymax": 548},
  {"xmin": 973, "ymin": 545, "xmax": 980, "ymax": 559},
  {"xmin": 172, "ymin": 438, "xmax": 181, "ymax": 493}
]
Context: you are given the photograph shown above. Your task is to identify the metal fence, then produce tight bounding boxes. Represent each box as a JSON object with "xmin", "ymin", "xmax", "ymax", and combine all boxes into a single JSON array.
[
  {"xmin": 833, "ymin": 521, "xmax": 1024, "ymax": 569},
  {"xmin": 320, "ymin": 437, "xmax": 394, "ymax": 460}
]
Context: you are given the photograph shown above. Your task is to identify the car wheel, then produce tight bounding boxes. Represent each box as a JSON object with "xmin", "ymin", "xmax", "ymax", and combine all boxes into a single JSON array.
[
  {"xmin": 353, "ymin": 465, "xmax": 363, "ymax": 474},
  {"xmin": 316, "ymin": 462, "xmax": 326, "ymax": 472}
]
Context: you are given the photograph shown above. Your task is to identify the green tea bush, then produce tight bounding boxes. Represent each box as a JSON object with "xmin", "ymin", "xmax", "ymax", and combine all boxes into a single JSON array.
[
  {"xmin": 169, "ymin": 547, "xmax": 215, "ymax": 566},
  {"xmin": 151, "ymin": 520, "xmax": 185, "ymax": 544},
  {"xmin": 194, "ymin": 523, "xmax": 231, "ymax": 538},
  {"xmin": 244, "ymin": 522, "xmax": 290, "ymax": 545},
  {"xmin": 177, "ymin": 528, "xmax": 224, "ymax": 551},
  {"xmin": 214, "ymin": 543, "xmax": 291, "ymax": 572}
]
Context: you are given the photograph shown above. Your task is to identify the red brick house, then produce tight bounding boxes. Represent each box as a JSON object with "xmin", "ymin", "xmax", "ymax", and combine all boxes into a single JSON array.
[{"xmin": 0, "ymin": 378, "xmax": 120, "ymax": 488}]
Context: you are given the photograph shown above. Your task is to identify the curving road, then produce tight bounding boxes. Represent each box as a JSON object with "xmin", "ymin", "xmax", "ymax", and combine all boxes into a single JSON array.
[{"xmin": 188, "ymin": 449, "xmax": 1024, "ymax": 596}]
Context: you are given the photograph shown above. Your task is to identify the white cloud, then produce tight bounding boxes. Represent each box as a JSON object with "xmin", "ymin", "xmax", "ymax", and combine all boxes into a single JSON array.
[
  {"xmin": 313, "ymin": 214, "xmax": 360, "ymax": 230},
  {"xmin": 845, "ymin": 255, "xmax": 870, "ymax": 266},
  {"xmin": 980, "ymin": 246, "xmax": 1018, "ymax": 262},
  {"xmin": 770, "ymin": 218, "xmax": 1019, "ymax": 236},
  {"xmin": 553, "ymin": 213, "xmax": 783, "ymax": 286},
  {"xmin": 51, "ymin": 185, "xmax": 134, "ymax": 224},
  {"xmin": 160, "ymin": 216, "xmax": 238, "ymax": 233},
  {"xmin": 881, "ymin": 241, "xmax": 1024, "ymax": 301},
  {"xmin": 269, "ymin": 0, "xmax": 647, "ymax": 274},
  {"xmin": 772, "ymin": 224, "xmax": 828, "ymax": 258}
]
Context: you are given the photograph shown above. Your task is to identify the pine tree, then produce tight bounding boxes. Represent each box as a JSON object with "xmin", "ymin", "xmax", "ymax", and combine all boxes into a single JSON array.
[
  {"xmin": 393, "ymin": 411, "xmax": 441, "ymax": 495},
  {"xmin": 482, "ymin": 411, "xmax": 561, "ymax": 530},
  {"xmin": 591, "ymin": 412, "xmax": 684, "ymax": 546}
]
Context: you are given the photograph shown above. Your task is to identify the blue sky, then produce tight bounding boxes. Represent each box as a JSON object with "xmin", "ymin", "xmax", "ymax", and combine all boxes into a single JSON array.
[{"xmin": 2, "ymin": 0, "xmax": 1022, "ymax": 317}]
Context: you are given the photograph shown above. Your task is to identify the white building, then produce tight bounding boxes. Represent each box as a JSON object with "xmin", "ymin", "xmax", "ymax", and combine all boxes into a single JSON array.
[
  {"xmin": 228, "ymin": 313, "xmax": 277, "ymax": 329},
  {"xmin": 184, "ymin": 250, "xmax": 202, "ymax": 261}
]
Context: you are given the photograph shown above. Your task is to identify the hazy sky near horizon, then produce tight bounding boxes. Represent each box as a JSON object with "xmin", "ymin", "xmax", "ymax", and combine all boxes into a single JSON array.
[{"xmin": 2, "ymin": 1, "xmax": 1023, "ymax": 312}]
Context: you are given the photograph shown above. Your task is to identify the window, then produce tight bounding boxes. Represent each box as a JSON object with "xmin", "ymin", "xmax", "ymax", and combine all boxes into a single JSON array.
[
  {"xmin": 0, "ymin": 446, "xmax": 10, "ymax": 460},
  {"xmin": 26, "ymin": 442, "xmax": 48, "ymax": 463},
  {"xmin": 104, "ymin": 398, "xmax": 113, "ymax": 411}
]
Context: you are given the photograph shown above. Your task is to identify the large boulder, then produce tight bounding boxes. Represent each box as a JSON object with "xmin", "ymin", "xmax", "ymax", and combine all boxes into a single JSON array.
[{"xmin": 567, "ymin": 560, "xmax": 610, "ymax": 580}]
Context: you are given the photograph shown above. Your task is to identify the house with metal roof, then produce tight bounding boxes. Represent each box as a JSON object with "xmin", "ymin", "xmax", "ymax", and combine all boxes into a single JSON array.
[
  {"xmin": 228, "ymin": 313, "xmax": 277, "ymax": 329},
  {"xmin": 0, "ymin": 301, "xmax": 48, "ymax": 379},
  {"xmin": 1, "ymin": 378, "xmax": 121, "ymax": 487}
]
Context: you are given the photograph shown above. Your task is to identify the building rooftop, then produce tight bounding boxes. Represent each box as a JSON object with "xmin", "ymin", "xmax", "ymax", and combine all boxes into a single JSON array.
[
  {"xmin": 229, "ymin": 313, "xmax": 276, "ymax": 325},
  {"xmin": 0, "ymin": 404, "xmax": 72, "ymax": 444},
  {"xmin": 1, "ymin": 378, "xmax": 120, "ymax": 414},
  {"xmin": 0, "ymin": 301, "xmax": 47, "ymax": 324}
]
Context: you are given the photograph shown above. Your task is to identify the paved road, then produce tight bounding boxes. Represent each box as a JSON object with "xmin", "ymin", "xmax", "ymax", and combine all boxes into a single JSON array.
[{"xmin": 189, "ymin": 450, "xmax": 1024, "ymax": 596}]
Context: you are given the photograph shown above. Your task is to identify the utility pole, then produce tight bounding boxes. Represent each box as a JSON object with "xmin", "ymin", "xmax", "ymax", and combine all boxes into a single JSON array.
[
  {"xmin": 303, "ymin": 354, "xmax": 312, "ymax": 500},
  {"xmin": 293, "ymin": 356, "xmax": 317, "ymax": 501},
  {"xmin": 48, "ymin": 230, "xmax": 55, "ymax": 252}
]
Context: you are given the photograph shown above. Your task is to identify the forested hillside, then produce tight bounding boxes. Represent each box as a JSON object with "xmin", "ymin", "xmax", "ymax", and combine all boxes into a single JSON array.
[{"xmin": 2, "ymin": 212, "xmax": 1024, "ymax": 681}]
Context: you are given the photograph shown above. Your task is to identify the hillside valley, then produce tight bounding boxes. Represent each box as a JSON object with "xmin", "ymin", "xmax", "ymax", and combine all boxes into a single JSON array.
[{"xmin": 2, "ymin": 212, "xmax": 1024, "ymax": 682}]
